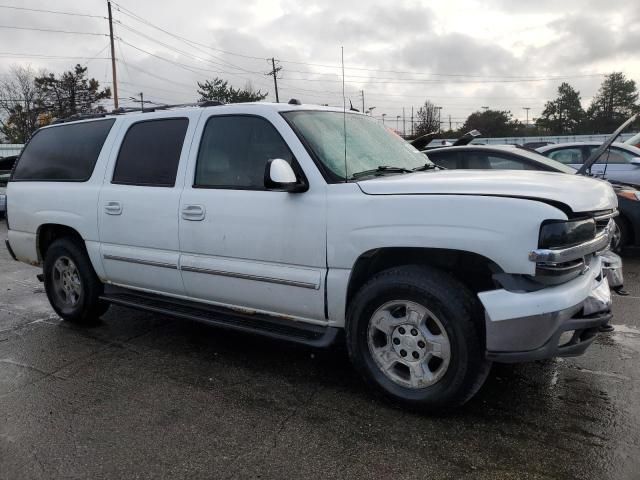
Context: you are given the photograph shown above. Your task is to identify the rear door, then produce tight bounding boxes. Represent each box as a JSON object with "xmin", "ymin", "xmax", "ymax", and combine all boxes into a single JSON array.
[{"xmin": 98, "ymin": 112, "xmax": 200, "ymax": 295}]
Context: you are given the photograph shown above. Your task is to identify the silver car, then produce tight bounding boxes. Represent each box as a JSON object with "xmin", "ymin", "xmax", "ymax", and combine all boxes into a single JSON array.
[{"xmin": 537, "ymin": 142, "xmax": 640, "ymax": 187}]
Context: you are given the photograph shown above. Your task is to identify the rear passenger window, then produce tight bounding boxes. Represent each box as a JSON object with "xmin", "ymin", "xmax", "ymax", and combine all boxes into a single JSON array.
[
  {"xmin": 12, "ymin": 119, "xmax": 115, "ymax": 181},
  {"xmin": 112, "ymin": 118, "xmax": 188, "ymax": 187},
  {"xmin": 195, "ymin": 115, "xmax": 294, "ymax": 189}
]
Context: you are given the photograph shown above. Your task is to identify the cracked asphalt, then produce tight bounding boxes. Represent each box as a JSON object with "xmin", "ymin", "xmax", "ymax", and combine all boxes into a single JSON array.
[{"xmin": 1, "ymin": 219, "xmax": 639, "ymax": 479}]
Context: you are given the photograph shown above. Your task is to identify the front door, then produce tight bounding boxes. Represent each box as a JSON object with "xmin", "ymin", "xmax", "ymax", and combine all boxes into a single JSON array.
[
  {"xmin": 179, "ymin": 113, "xmax": 327, "ymax": 322},
  {"xmin": 99, "ymin": 113, "xmax": 198, "ymax": 295}
]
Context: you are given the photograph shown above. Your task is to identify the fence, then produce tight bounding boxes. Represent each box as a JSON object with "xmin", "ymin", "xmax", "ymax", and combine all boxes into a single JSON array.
[{"xmin": 0, "ymin": 144, "xmax": 23, "ymax": 157}]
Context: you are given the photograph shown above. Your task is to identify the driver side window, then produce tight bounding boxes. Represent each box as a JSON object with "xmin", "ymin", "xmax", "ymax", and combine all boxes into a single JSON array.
[
  {"xmin": 548, "ymin": 148, "xmax": 583, "ymax": 165},
  {"xmin": 195, "ymin": 115, "xmax": 294, "ymax": 189}
]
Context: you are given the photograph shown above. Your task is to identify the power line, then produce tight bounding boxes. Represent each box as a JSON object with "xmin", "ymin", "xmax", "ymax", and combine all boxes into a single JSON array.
[
  {"xmin": 0, "ymin": 4, "xmax": 105, "ymax": 18},
  {"xmin": 0, "ymin": 25, "xmax": 107, "ymax": 36},
  {"xmin": 0, "ymin": 52, "xmax": 109, "ymax": 60},
  {"xmin": 114, "ymin": 20, "xmax": 263, "ymax": 75}
]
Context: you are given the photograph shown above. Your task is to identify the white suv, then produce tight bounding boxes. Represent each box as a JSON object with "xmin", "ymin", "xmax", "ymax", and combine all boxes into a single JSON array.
[{"xmin": 5, "ymin": 102, "xmax": 616, "ymax": 410}]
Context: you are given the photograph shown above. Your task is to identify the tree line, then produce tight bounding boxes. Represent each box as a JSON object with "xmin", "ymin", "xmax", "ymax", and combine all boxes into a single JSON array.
[
  {"xmin": 1, "ymin": 63, "xmax": 638, "ymax": 144},
  {"xmin": 413, "ymin": 72, "xmax": 639, "ymax": 138},
  {"xmin": 0, "ymin": 65, "xmax": 267, "ymax": 144}
]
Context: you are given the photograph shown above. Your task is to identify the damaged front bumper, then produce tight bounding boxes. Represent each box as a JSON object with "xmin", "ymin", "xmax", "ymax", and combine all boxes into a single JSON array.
[{"xmin": 480, "ymin": 255, "xmax": 612, "ymax": 363}]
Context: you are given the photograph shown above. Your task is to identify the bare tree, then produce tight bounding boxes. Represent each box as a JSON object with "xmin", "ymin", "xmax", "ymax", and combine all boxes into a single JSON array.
[
  {"xmin": 414, "ymin": 100, "xmax": 440, "ymax": 136},
  {"xmin": 0, "ymin": 65, "xmax": 42, "ymax": 143}
]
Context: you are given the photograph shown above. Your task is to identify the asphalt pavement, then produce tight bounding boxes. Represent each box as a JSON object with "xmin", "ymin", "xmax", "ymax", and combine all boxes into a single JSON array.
[{"xmin": 1, "ymin": 219, "xmax": 639, "ymax": 479}]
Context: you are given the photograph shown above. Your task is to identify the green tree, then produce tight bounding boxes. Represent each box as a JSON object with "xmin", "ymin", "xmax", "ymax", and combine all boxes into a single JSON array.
[
  {"xmin": 587, "ymin": 72, "xmax": 639, "ymax": 133},
  {"xmin": 460, "ymin": 109, "xmax": 518, "ymax": 137},
  {"xmin": 197, "ymin": 77, "xmax": 267, "ymax": 103},
  {"xmin": 35, "ymin": 64, "xmax": 111, "ymax": 120},
  {"xmin": 414, "ymin": 100, "xmax": 440, "ymax": 136},
  {"xmin": 536, "ymin": 82, "xmax": 585, "ymax": 134},
  {"xmin": 0, "ymin": 65, "xmax": 42, "ymax": 143}
]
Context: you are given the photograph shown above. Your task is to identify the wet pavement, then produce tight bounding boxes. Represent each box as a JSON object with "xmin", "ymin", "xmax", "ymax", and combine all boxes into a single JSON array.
[{"xmin": 1, "ymin": 219, "xmax": 639, "ymax": 479}]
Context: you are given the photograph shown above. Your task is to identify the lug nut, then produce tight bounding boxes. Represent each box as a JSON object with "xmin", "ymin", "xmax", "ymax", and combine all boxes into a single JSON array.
[
  {"xmin": 393, "ymin": 338, "xmax": 400, "ymax": 345},
  {"xmin": 400, "ymin": 349, "xmax": 407, "ymax": 357},
  {"xmin": 398, "ymin": 327, "xmax": 406, "ymax": 335},
  {"xmin": 411, "ymin": 329, "xmax": 418, "ymax": 336},
  {"xmin": 418, "ymin": 340, "xmax": 426, "ymax": 348},
  {"xmin": 412, "ymin": 351, "xmax": 419, "ymax": 359}
]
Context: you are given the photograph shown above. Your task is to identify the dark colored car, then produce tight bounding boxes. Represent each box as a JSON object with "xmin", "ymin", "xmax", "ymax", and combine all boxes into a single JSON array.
[{"xmin": 425, "ymin": 144, "xmax": 640, "ymax": 251}]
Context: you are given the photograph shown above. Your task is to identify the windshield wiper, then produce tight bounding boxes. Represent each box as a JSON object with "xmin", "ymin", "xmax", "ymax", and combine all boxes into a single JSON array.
[
  {"xmin": 412, "ymin": 163, "xmax": 442, "ymax": 171},
  {"xmin": 349, "ymin": 165, "xmax": 413, "ymax": 179}
]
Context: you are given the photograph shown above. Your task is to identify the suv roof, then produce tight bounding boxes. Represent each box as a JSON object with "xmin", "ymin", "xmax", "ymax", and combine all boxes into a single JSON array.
[{"xmin": 47, "ymin": 102, "xmax": 351, "ymax": 127}]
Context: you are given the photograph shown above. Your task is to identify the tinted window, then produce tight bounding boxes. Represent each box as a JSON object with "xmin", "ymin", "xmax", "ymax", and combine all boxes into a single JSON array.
[
  {"xmin": 586, "ymin": 146, "xmax": 633, "ymax": 165},
  {"xmin": 195, "ymin": 115, "xmax": 294, "ymax": 189},
  {"xmin": 12, "ymin": 119, "xmax": 115, "ymax": 181},
  {"xmin": 547, "ymin": 148, "xmax": 583, "ymax": 165},
  {"xmin": 427, "ymin": 151, "xmax": 459, "ymax": 169},
  {"xmin": 484, "ymin": 154, "xmax": 535, "ymax": 170},
  {"xmin": 112, "ymin": 118, "xmax": 188, "ymax": 187}
]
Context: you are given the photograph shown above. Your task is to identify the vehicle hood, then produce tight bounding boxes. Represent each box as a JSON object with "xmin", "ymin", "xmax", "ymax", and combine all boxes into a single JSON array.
[{"xmin": 357, "ymin": 170, "xmax": 617, "ymax": 213}]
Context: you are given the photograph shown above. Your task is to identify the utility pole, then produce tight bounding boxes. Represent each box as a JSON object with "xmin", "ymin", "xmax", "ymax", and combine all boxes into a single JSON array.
[
  {"xmin": 523, "ymin": 107, "xmax": 531, "ymax": 126},
  {"xmin": 436, "ymin": 106, "xmax": 442, "ymax": 133},
  {"xmin": 411, "ymin": 106, "xmax": 414, "ymax": 136},
  {"xmin": 268, "ymin": 58, "xmax": 281, "ymax": 103},
  {"xmin": 361, "ymin": 90, "xmax": 365, "ymax": 113},
  {"xmin": 107, "ymin": 1, "xmax": 118, "ymax": 110},
  {"xmin": 402, "ymin": 107, "xmax": 406, "ymax": 137},
  {"xmin": 449, "ymin": 114, "xmax": 452, "ymax": 131}
]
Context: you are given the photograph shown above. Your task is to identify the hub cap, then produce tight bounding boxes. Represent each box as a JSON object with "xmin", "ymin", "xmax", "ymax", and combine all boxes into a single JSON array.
[
  {"xmin": 52, "ymin": 256, "xmax": 82, "ymax": 307},
  {"xmin": 367, "ymin": 300, "xmax": 451, "ymax": 389}
]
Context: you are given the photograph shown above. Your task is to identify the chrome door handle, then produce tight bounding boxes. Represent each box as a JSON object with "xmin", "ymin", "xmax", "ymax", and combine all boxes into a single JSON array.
[
  {"xmin": 104, "ymin": 201, "xmax": 123, "ymax": 215},
  {"xmin": 182, "ymin": 204, "xmax": 205, "ymax": 221}
]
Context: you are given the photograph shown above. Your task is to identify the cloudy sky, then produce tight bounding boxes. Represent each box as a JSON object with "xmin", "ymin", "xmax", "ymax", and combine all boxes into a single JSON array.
[{"xmin": 1, "ymin": 0, "xmax": 639, "ymax": 131}]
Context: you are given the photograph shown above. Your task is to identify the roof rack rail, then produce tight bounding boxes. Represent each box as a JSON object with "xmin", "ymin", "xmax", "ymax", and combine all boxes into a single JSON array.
[
  {"xmin": 52, "ymin": 100, "xmax": 225, "ymax": 124},
  {"xmin": 51, "ymin": 112, "xmax": 107, "ymax": 124}
]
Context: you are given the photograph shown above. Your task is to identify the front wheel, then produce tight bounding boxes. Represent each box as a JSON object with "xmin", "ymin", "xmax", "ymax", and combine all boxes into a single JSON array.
[
  {"xmin": 44, "ymin": 238, "xmax": 109, "ymax": 323},
  {"xmin": 346, "ymin": 265, "xmax": 491, "ymax": 411}
]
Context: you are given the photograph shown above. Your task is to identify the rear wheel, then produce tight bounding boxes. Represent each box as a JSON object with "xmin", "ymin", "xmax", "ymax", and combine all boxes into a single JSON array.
[
  {"xmin": 346, "ymin": 265, "xmax": 491, "ymax": 411},
  {"xmin": 44, "ymin": 238, "xmax": 109, "ymax": 323}
]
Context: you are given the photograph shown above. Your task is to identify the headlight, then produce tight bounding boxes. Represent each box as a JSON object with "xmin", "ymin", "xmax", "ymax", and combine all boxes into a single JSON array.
[
  {"xmin": 617, "ymin": 190, "xmax": 640, "ymax": 201},
  {"xmin": 538, "ymin": 218, "xmax": 596, "ymax": 249}
]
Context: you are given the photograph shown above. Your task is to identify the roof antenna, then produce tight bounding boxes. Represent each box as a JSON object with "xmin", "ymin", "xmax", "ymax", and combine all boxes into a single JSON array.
[{"xmin": 342, "ymin": 46, "xmax": 347, "ymax": 182}]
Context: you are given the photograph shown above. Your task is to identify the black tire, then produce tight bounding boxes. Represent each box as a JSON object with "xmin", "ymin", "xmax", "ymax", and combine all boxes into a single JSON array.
[
  {"xmin": 346, "ymin": 265, "xmax": 491, "ymax": 412},
  {"xmin": 43, "ymin": 238, "xmax": 109, "ymax": 323},
  {"xmin": 612, "ymin": 216, "xmax": 630, "ymax": 253}
]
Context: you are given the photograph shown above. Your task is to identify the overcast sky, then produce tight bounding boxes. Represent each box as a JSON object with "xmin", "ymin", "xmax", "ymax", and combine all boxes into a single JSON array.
[{"xmin": 1, "ymin": 0, "xmax": 639, "ymax": 131}]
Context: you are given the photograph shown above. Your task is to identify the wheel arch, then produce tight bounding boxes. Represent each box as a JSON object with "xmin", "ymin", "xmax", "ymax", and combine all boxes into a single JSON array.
[
  {"xmin": 345, "ymin": 247, "xmax": 502, "ymax": 313},
  {"xmin": 36, "ymin": 223, "xmax": 86, "ymax": 262}
]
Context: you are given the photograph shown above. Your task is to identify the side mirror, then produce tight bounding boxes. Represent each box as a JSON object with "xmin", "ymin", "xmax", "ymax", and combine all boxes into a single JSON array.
[
  {"xmin": 264, "ymin": 158, "xmax": 306, "ymax": 192},
  {"xmin": 630, "ymin": 157, "xmax": 640, "ymax": 166}
]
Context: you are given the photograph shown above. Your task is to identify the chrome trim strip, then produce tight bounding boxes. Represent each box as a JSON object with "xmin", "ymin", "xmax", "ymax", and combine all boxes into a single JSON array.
[
  {"xmin": 529, "ymin": 230, "xmax": 611, "ymax": 263},
  {"xmin": 103, "ymin": 254, "xmax": 178, "ymax": 270},
  {"xmin": 180, "ymin": 265, "xmax": 319, "ymax": 290},
  {"xmin": 593, "ymin": 210, "xmax": 618, "ymax": 222}
]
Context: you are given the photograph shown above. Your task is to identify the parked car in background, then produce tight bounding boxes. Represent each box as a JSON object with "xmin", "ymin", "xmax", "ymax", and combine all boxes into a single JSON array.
[
  {"xmin": 523, "ymin": 141, "xmax": 555, "ymax": 149},
  {"xmin": 426, "ymin": 144, "xmax": 640, "ymax": 253},
  {"xmin": 537, "ymin": 142, "xmax": 640, "ymax": 187},
  {"xmin": 0, "ymin": 155, "xmax": 17, "ymax": 219},
  {"xmin": 624, "ymin": 132, "xmax": 640, "ymax": 148}
]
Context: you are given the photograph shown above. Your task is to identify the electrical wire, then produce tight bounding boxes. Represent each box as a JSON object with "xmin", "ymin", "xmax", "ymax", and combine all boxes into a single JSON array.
[
  {"xmin": 0, "ymin": 4, "xmax": 105, "ymax": 19},
  {"xmin": 0, "ymin": 25, "xmax": 107, "ymax": 36}
]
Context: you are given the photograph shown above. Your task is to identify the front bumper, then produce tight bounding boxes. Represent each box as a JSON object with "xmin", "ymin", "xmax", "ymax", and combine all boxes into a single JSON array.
[{"xmin": 480, "ymin": 255, "xmax": 612, "ymax": 363}]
